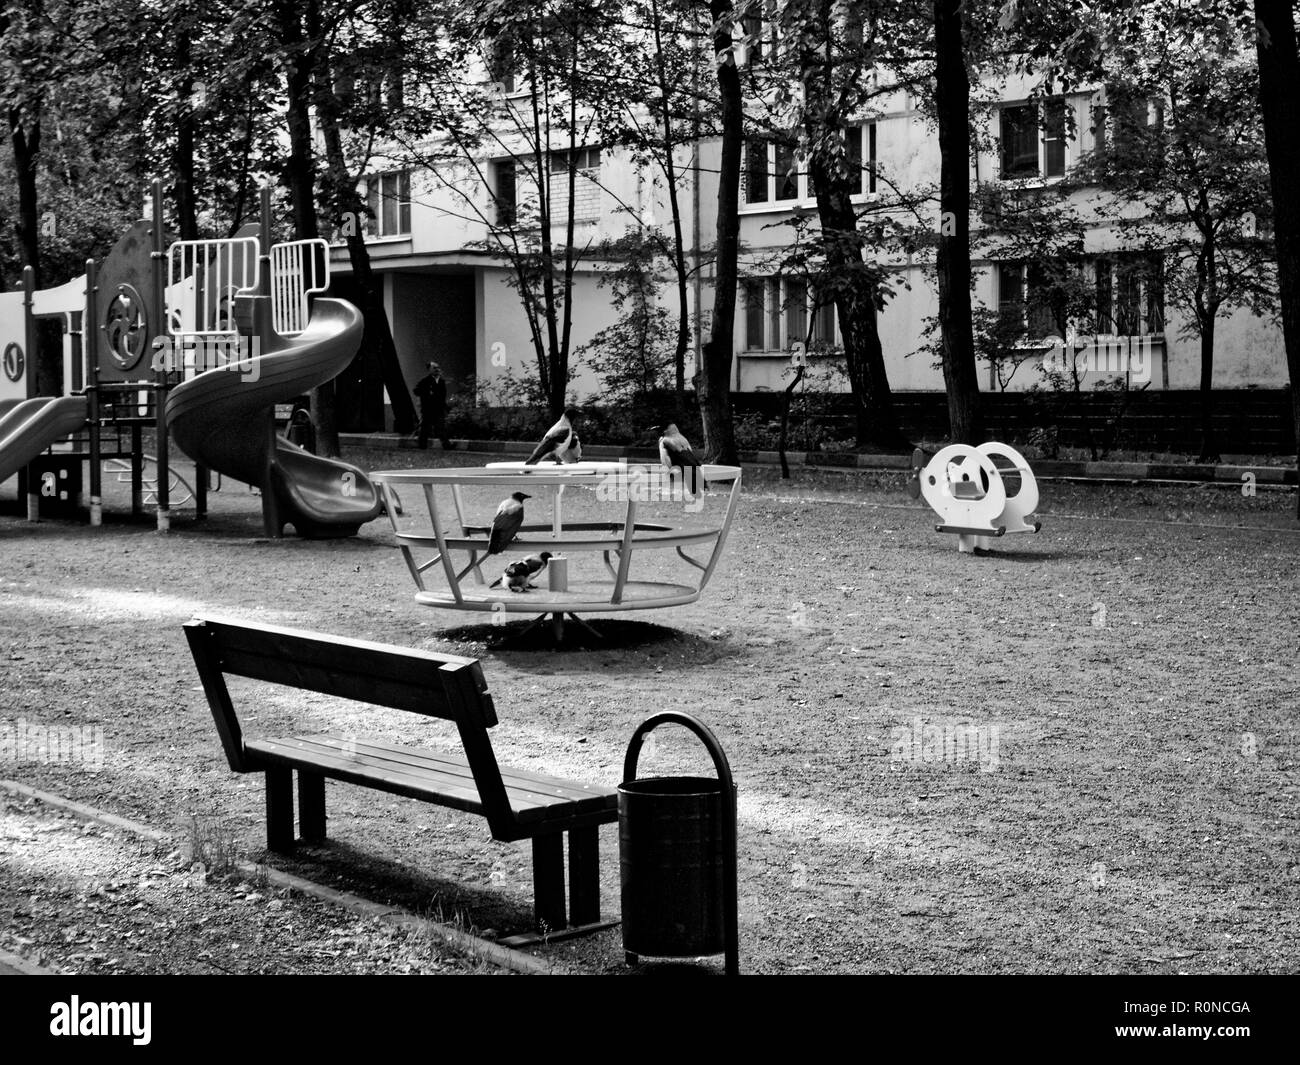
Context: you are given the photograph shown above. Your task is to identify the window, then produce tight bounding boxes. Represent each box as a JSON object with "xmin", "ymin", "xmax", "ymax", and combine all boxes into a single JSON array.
[
  {"xmin": 999, "ymin": 106, "xmax": 1039, "ymax": 179},
  {"xmin": 737, "ymin": 1, "xmax": 776, "ymax": 65},
  {"xmin": 1092, "ymin": 255, "xmax": 1164, "ymax": 335},
  {"xmin": 487, "ymin": 34, "xmax": 526, "ymax": 95},
  {"xmin": 493, "ymin": 160, "xmax": 517, "ymax": 226},
  {"xmin": 492, "ymin": 149, "xmax": 601, "ymax": 229},
  {"xmin": 1000, "ymin": 256, "xmax": 1164, "ymax": 341},
  {"xmin": 811, "ymin": 292, "xmax": 836, "ymax": 345},
  {"xmin": 1107, "ymin": 87, "xmax": 1164, "ymax": 156},
  {"xmin": 996, "ymin": 262, "xmax": 1065, "ymax": 339},
  {"xmin": 999, "ymin": 98, "xmax": 1069, "ymax": 181},
  {"xmin": 743, "ymin": 276, "xmax": 837, "ymax": 350},
  {"xmin": 365, "ymin": 170, "xmax": 411, "ymax": 237},
  {"xmin": 1043, "ymin": 98, "xmax": 1066, "ymax": 178},
  {"xmin": 743, "ymin": 279, "xmax": 765, "ymax": 351},
  {"xmin": 785, "ymin": 278, "xmax": 807, "ymax": 344},
  {"xmin": 549, "ymin": 147, "xmax": 600, "ymax": 174},
  {"xmin": 745, "ymin": 139, "xmax": 800, "ymax": 205},
  {"xmin": 846, "ymin": 122, "xmax": 877, "ymax": 196}
]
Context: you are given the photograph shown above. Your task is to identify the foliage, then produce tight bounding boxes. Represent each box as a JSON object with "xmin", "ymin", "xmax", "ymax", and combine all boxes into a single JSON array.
[{"xmin": 576, "ymin": 231, "xmax": 678, "ymax": 404}]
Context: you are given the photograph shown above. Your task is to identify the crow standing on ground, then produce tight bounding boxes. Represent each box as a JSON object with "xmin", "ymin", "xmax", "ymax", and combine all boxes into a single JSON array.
[
  {"xmin": 488, "ymin": 492, "xmax": 529, "ymax": 554},
  {"xmin": 525, "ymin": 411, "xmax": 577, "ymax": 464}
]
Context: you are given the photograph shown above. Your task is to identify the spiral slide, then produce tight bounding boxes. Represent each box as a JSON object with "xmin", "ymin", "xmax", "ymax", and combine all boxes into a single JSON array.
[
  {"xmin": 0, "ymin": 395, "xmax": 89, "ymax": 484},
  {"xmin": 165, "ymin": 297, "xmax": 382, "ymax": 538}
]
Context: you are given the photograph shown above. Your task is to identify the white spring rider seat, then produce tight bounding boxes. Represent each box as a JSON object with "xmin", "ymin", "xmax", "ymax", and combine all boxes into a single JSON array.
[{"xmin": 909, "ymin": 442, "xmax": 1042, "ymax": 553}]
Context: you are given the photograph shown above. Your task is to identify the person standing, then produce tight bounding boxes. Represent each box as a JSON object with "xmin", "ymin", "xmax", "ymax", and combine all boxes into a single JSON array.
[{"xmin": 413, "ymin": 361, "xmax": 449, "ymax": 449}]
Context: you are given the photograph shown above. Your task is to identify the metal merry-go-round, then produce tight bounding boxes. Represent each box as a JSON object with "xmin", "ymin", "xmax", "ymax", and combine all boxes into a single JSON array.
[{"xmin": 371, "ymin": 461, "xmax": 742, "ymax": 640}]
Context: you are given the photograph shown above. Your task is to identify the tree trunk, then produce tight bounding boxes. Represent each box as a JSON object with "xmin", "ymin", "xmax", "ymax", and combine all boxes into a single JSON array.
[
  {"xmin": 276, "ymin": 0, "xmax": 319, "ymax": 243},
  {"xmin": 1197, "ymin": 316, "xmax": 1218, "ymax": 462},
  {"xmin": 175, "ymin": 27, "xmax": 199, "ymax": 240},
  {"xmin": 649, "ymin": 0, "xmax": 689, "ymax": 414},
  {"xmin": 10, "ymin": 108, "xmax": 59, "ymax": 396},
  {"xmin": 933, "ymin": 0, "xmax": 983, "ymax": 444},
  {"xmin": 314, "ymin": 62, "xmax": 418, "ymax": 439},
  {"xmin": 273, "ymin": 0, "xmax": 345, "ymax": 454},
  {"xmin": 809, "ymin": 154, "xmax": 912, "ymax": 452},
  {"xmin": 1255, "ymin": 0, "xmax": 1300, "ymax": 514},
  {"xmin": 701, "ymin": 0, "xmax": 740, "ymax": 465}
]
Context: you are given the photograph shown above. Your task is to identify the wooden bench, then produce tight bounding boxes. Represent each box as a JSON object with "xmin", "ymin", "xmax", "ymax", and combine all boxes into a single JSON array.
[{"xmin": 183, "ymin": 616, "xmax": 618, "ymax": 938}]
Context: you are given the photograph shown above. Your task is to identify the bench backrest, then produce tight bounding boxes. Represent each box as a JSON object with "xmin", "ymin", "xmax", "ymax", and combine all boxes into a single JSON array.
[{"xmin": 184, "ymin": 616, "xmax": 513, "ymax": 828}]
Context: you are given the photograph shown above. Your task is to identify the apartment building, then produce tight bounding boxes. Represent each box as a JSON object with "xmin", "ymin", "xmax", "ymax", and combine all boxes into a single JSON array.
[{"xmin": 332, "ymin": 67, "xmax": 1287, "ymax": 428}]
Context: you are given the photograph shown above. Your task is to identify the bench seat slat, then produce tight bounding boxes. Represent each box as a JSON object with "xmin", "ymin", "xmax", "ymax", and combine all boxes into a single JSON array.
[
  {"xmin": 284, "ymin": 736, "xmax": 617, "ymax": 818},
  {"xmin": 246, "ymin": 738, "xmax": 491, "ymax": 816},
  {"xmin": 301, "ymin": 734, "xmax": 617, "ymax": 805},
  {"xmin": 265, "ymin": 736, "xmax": 557, "ymax": 810},
  {"xmin": 245, "ymin": 737, "xmax": 617, "ymax": 827}
]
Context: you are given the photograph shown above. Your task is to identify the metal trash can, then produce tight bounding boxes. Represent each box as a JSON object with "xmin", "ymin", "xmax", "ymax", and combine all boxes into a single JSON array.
[{"xmin": 618, "ymin": 711, "xmax": 739, "ymax": 975}]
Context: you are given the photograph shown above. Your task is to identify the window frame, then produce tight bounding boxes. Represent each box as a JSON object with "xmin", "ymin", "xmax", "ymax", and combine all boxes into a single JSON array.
[
  {"xmin": 365, "ymin": 170, "xmax": 412, "ymax": 239},
  {"xmin": 743, "ymin": 122, "xmax": 877, "ymax": 211},
  {"xmin": 742, "ymin": 274, "xmax": 839, "ymax": 352},
  {"xmin": 997, "ymin": 97, "xmax": 1071, "ymax": 183},
  {"xmin": 996, "ymin": 255, "xmax": 1165, "ymax": 343}
]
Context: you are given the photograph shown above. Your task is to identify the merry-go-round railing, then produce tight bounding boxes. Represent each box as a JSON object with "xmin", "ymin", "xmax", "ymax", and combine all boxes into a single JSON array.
[{"xmin": 371, "ymin": 461, "xmax": 742, "ymax": 639}]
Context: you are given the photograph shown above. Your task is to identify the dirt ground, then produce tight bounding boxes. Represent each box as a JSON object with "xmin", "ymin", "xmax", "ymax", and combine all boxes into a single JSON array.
[{"xmin": 1, "ymin": 447, "xmax": 1297, "ymax": 974}]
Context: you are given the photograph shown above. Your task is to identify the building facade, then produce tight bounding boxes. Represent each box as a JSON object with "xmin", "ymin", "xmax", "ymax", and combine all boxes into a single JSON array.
[{"xmin": 331, "ymin": 68, "xmax": 1288, "ymax": 430}]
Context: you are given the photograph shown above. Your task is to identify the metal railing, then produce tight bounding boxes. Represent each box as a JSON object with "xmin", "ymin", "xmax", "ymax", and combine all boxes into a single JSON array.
[
  {"xmin": 167, "ymin": 238, "xmax": 260, "ymax": 337},
  {"xmin": 270, "ymin": 239, "xmax": 330, "ymax": 336}
]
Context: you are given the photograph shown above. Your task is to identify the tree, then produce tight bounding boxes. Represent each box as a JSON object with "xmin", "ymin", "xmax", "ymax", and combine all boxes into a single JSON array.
[
  {"xmin": 1254, "ymin": 0, "xmax": 1300, "ymax": 510},
  {"xmin": 395, "ymin": 0, "xmax": 616, "ymax": 419},
  {"xmin": 761, "ymin": 0, "xmax": 914, "ymax": 451},
  {"xmin": 311, "ymin": 0, "xmax": 421, "ymax": 442},
  {"xmin": 576, "ymin": 230, "xmax": 678, "ymax": 404},
  {"xmin": 592, "ymin": 0, "xmax": 711, "ymax": 415},
  {"xmin": 699, "ymin": 0, "xmax": 743, "ymax": 464},
  {"xmin": 932, "ymin": 0, "xmax": 983, "ymax": 443},
  {"xmin": 0, "ymin": 0, "xmax": 83, "ymax": 394},
  {"xmin": 1080, "ymin": 24, "xmax": 1276, "ymax": 461}
]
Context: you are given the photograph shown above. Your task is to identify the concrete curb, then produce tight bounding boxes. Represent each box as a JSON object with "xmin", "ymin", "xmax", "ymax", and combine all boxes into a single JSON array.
[
  {"xmin": 341, "ymin": 433, "xmax": 1298, "ymax": 487},
  {"xmin": 0, "ymin": 779, "xmax": 560, "ymax": 977}
]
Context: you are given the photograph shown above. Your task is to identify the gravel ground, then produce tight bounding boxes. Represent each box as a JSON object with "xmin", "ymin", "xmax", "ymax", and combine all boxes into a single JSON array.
[
  {"xmin": 1, "ymin": 447, "xmax": 1297, "ymax": 974},
  {"xmin": 0, "ymin": 794, "xmax": 494, "ymax": 974}
]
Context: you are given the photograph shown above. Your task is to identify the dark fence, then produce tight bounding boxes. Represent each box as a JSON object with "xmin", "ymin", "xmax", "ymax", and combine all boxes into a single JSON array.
[{"xmin": 734, "ymin": 388, "xmax": 1296, "ymax": 455}]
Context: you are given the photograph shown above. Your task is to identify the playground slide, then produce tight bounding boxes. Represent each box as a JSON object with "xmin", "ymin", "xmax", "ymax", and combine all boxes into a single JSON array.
[
  {"xmin": 0, "ymin": 395, "xmax": 88, "ymax": 484},
  {"xmin": 166, "ymin": 298, "xmax": 382, "ymax": 537}
]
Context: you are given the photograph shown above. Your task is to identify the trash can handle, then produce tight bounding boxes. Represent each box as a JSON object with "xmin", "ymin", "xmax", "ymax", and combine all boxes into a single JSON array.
[
  {"xmin": 623, "ymin": 710, "xmax": 735, "ymax": 795},
  {"xmin": 622, "ymin": 711, "xmax": 739, "ymax": 976}
]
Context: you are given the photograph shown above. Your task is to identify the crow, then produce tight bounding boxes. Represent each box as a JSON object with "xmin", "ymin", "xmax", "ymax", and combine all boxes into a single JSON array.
[
  {"xmin": 501, "ymin": 551, "xmax": 553, "ymax": 592},
  {"xmin": 487, "ymin": 492, "xmax": 529, "ymax": 554},
  {"xmin": 525, "ymin": 411, "xmax": 576, "ymax": 464},
  {"xmin": 559, "ymin": 433, "xmax": 582, "ymax": 463},
  {"xmin": 655, "ymin": 422, "xmax": 707, "ymax": 492}
]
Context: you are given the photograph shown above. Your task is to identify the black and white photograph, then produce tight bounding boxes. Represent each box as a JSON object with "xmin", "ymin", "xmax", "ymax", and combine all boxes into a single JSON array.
[{"xmin": 0, "ymin": 0, "xmax": 1295, "ymax": 1039}]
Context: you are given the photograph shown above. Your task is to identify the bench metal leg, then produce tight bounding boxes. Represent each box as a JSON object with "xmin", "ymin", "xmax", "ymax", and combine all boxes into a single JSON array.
[
  {"xmin": 298, "ymin": 771, "xmax": 326, "ymax": 843},
  {"xmin": 531, "ymin": 834, "xmax": 566, "ymax": 933},
  {"xmin": 265, "ymin": 767, "xmax": 294, "ymax": 852},
  {"xmin": 567, "ymin": 826, "xmax": 600, "ymax": 926}
]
